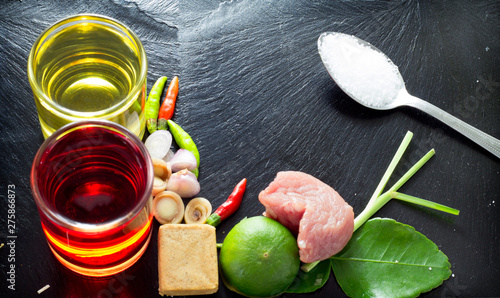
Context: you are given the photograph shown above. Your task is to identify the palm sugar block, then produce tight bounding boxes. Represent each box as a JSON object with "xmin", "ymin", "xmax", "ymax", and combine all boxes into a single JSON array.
[{"xmin": 158, "ymin": 224, "xmax": 218, "ymax": 296}]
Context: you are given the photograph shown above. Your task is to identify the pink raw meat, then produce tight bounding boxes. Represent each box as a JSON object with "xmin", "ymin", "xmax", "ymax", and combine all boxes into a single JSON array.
[{"xmin": 258, "ymin": 171, "xmax": 354, "ymax": 263}]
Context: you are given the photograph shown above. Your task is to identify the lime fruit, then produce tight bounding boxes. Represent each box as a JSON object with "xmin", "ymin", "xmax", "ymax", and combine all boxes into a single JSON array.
[{"xmin": 219, "ymin": 216, "xmax": 300, "ymax": 297}]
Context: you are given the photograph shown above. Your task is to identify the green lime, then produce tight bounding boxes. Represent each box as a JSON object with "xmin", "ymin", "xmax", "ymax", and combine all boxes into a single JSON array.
[{"xmin": 220, "ymin": 216, "xmax": 300, "ymax": 297}]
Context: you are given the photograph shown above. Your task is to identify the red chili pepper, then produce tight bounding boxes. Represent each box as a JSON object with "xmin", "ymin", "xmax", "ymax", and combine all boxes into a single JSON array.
[
  {"xmin": 157, "ymin": 76, "xmax": 179, "ymax": 130},
  {"xmin": 206, "ymin": 178, "xmax": 247, "ymax": 227}
]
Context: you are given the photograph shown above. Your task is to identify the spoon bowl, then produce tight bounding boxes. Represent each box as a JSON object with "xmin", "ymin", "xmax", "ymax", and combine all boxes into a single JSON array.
[{"xmin": 318, "ymin": 32, "xmax": 500, "ymax": 159}]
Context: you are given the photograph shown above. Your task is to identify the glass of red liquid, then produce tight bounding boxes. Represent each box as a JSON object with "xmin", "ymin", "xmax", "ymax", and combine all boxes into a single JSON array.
[{"xmin": 30, "ymin": 120, "xmax": 154, "ymax": 277}]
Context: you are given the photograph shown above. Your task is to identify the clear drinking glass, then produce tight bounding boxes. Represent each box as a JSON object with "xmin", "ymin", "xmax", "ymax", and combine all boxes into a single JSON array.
[
  {"xmin": 30, "ymin": 120, "xmax": 154, "ymax": 277},
  {"xmin": 27, "ymin": 14, "xmax": 147, "ymax": 139}
]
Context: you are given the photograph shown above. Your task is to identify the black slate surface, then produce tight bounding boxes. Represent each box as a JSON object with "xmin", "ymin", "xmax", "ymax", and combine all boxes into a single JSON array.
[{"xmin": 0, "ymin": 1, "xmax": 499, "ymax": 297}]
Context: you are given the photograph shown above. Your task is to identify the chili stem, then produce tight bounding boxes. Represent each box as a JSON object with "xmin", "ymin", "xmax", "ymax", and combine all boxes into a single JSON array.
[{"xmin": 206, "ymin": 213, "xmax": 222, "ymax": 227}]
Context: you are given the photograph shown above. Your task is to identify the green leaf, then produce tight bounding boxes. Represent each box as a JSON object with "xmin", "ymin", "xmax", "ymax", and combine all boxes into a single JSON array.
[
  {"xmin": 286, "ymin": 259, "xmax": 330, "ymax": 293},
  {"xmin": 332, "ymin": 218, "xmax": 451, "ymax": 298}
]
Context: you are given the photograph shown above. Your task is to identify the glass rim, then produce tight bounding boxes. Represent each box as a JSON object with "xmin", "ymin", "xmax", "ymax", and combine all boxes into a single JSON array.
[
  {"xmin": 30, "ymin": 120, "xmax": 154, "ymax": 233},
  {"xmin": 26, "ymin": 13, "xmax": 148, "ymax": 119}
]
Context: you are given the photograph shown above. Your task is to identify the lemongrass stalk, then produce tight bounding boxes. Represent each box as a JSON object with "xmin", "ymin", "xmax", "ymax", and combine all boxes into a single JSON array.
[
  {"xmin": 353, "ymin": 191, "xmax": 393, "ymax": 231},
  {"xmin": 354, "ymin": 191, "xmax": 460, "ymax": 231},
  {"xmin": 367, "ymin": 131, "xmax": 413, "ymax": 207},
  {"xmin": 355, "ymin": 149, "xmax": 436, "ymax": 231},
  {"xmin": 301, "ymin": 261, "xmax": 320, "ymax": 272},
  {"xmin": 392, "ymin": 192, "xmax": 460, "ymax": 215}
]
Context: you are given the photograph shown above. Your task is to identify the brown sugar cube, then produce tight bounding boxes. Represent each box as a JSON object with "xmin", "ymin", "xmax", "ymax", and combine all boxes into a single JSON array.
[{"xmin": 158, "ymin": 224, "xmax": 218, "ymax": 296}]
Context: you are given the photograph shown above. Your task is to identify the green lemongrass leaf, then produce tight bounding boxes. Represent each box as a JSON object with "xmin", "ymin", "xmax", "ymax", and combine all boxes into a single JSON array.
[
  {"xmin": 332, "ymin": 218, "xmax": 451, "ymax": 298},
  {"xmin": 388, "ymin": 149, "xmax": 435, "ymax": 193},
  {"xmin": 367, "ymin": 131, "xmax": 413, "ymax": 207},
  {"xmin": 286, "ymin": 259, "xmax": 330, "ymax": 293},
  {"xmin": 392, "ymin": 192, "xmax": 460, "ymax": 216}
]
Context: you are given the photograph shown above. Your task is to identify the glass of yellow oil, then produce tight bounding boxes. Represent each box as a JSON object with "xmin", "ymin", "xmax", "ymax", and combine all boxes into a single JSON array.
[{"xmin": 27, "ymin": 14, "xmax": 147, "ymax": 139}]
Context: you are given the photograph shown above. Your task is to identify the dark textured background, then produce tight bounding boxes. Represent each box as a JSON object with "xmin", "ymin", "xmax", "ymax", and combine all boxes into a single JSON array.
[{"xmin": 0, "ymin": 0, "xmax": 499, "ymax": 297}]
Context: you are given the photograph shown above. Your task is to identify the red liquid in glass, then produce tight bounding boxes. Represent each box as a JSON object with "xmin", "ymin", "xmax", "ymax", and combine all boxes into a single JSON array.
[
  {"xmin": 54, "ymin": 167, "xmax": 137, "ymax": 224},
  {"xmin": 35, "ymin": 125, "xmax": 152, "ymax": 276}
]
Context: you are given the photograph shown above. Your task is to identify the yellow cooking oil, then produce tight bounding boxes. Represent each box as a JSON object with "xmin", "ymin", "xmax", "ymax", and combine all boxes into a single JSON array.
[{"xmin": 28, "ymin": 15, "xmax": 147, "ymax": 139}]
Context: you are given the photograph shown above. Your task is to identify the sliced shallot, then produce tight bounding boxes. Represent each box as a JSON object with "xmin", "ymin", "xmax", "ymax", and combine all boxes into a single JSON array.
[
  {"xmin": 144, "ymin": 130, "xmax": 172, "ymax": 159},
  {"xmin": 162, "ymin": 149, "xmax": 175, "ymax": 163}
]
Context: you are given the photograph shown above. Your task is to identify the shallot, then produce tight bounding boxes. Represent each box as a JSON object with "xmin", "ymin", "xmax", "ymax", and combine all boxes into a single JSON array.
[
  {"xmin": 169, "ymin": 149, "xmax": 198, "ymax": 172},
  {"xmin": 166, "ymin": 169, "xmax": 200, "ymax": 198}
]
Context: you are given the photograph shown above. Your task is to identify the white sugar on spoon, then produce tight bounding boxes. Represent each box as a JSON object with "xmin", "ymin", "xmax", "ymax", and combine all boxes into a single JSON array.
[
  {"xmin": 319, "ymin": 32, "xmax": 403, "ymax": 108},
  {"xmin": 318, "ymin": 32, "xmax": 500, "ymax": 158}
]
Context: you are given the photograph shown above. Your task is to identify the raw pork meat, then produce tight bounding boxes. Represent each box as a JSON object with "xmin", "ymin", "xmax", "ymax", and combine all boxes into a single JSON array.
[{"xmin": 258, "ymin": 171, "xmax": 354, "ymax": 263}]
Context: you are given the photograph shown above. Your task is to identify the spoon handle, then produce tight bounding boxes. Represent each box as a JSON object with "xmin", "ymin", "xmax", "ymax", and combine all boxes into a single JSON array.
[{"xmin": 402, "ymin": 93, "xmax": 500, "ymax": 159}]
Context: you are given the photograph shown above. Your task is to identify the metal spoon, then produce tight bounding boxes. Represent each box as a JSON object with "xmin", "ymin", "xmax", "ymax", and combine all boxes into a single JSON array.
[{"xmin": 318, "ymin": 32, "xmax": 500, "ymax": 159}]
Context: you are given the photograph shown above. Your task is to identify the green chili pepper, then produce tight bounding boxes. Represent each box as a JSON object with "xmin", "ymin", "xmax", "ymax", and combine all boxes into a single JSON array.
[
  {"xmin": 167, "ymin": 119, "xmax": 200, "ymax": 177},
  {"xmin": 145, "ymin": 76, "xmax": 167, "ymax": 134}
]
